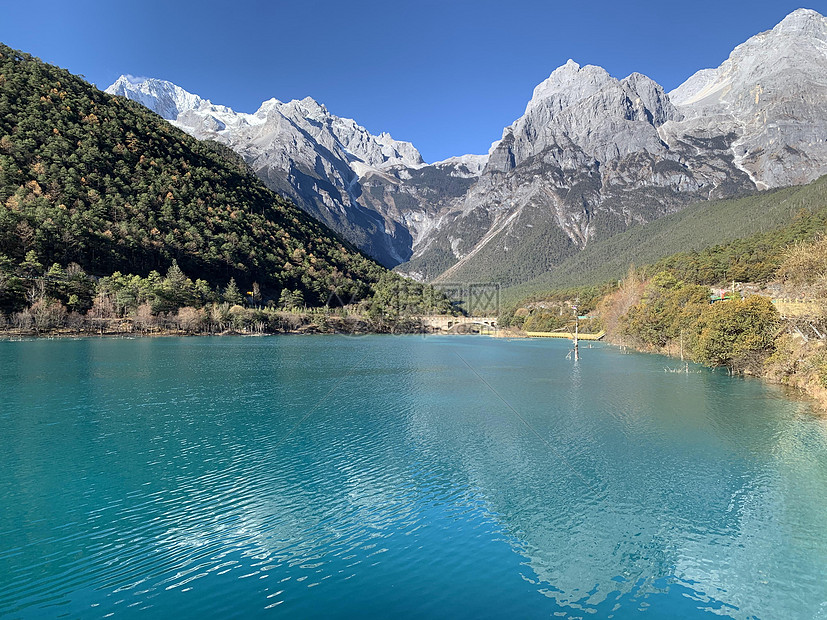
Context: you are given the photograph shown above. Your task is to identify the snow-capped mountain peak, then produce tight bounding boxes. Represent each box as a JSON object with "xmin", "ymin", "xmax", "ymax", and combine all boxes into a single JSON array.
[
  {"xmin": 667, "ymin": 8, "xmax": 827, "ymax": 187},
  {"xmin": 670, "ymin": 8, "xmax": 827, "ymax": 107},
  {"xmin": 106, "ymin": 76, "xmax": 259, "ymax": 135},
  {"xmin": 106, "ymin": 75, "xmax": 423, "ymax": 168},
  {"xmin": 106, "ymin": 76, "xmax": 423, "ymax": 170},
  {"xmin": 107, "ymin": 75, "xmax": 211, "ymax": 120},
  {"xmin": 105, "ymin": 9, "xmax": 827, "ymax": 282},
  {"xmin": 255, "ymin": 98, "xmax": 283, "ymax": 116}
]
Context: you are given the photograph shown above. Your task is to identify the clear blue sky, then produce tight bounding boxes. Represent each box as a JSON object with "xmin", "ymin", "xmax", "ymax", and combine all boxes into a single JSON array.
[{"xmin": 6, "ymin": 1, "xmax": 826, "ymax": 162}]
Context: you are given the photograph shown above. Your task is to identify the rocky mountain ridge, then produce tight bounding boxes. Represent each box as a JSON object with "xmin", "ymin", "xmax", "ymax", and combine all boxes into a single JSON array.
[
  {"xmin": 107, "ymin": 75, "xmax": 440, "ymax": 266},
  {"xmin": 668, "ymin": 8, "xmax": 827, "ymax": 189},
  {"xmin": 402, "ymin": 8, "xmax": 827, "ymax": 284},
  {"xmin": 107, "ymin": 8, "xmax": 827, "ymax": 285}
]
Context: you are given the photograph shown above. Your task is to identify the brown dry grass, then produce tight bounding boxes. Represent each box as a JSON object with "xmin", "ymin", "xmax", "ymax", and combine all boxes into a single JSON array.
[
  {"xmin": 777, "ymin": 236, "xmax": 827, "ymax": 293},
  {"xmin": 596, "ymin": 265, "xmax": 645, "ymax": 342}
]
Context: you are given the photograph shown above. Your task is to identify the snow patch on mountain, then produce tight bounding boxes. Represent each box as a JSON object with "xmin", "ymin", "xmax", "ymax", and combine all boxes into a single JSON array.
[
  {"xmin": 432, "ymin": 154, "xmax": 489, "ymax": 176},
  {"xmin": 106, "ymin": 76, "xmax": 423, "ymax": 172},
  {"xmin": 106, "ymin": 8, "xmax": 827, "ymax": 281}
]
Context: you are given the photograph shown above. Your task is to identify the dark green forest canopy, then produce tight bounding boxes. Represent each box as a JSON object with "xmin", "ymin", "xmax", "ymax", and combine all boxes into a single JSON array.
[{"xmin": 0, "ymin": 43, "xmax": 452, "ymax": 314}]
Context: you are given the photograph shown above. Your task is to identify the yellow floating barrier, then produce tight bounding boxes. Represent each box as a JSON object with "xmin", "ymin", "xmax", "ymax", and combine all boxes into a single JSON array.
[{"xmin": 525, "ymin": 330, "xmax": 605, "ymax": 340}]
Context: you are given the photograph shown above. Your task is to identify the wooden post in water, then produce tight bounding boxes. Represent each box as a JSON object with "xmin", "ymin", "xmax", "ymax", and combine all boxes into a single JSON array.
[{"xmin": 573, "ymin": 311, "xmax": 579, "ymax": 362}]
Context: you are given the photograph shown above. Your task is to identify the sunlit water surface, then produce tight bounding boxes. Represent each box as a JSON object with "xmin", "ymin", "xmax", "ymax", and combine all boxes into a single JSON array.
[{"xmin": 1, "ymin": 336, "xmax": 827, "ymax": 618}]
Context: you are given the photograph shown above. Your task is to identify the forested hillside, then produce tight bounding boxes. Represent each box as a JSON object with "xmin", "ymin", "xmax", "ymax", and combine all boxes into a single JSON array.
[
  {"xmin": 0, "ymin": 44, "xmax": 449, "ymax": 320},
  {"xmin": 503, "ymin": 175, "xmax": 827, "ymax": 304}
]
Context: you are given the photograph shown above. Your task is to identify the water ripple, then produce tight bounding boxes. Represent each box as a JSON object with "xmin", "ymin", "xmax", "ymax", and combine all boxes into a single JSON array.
[{"xmin": 2, "ymin": 337, "xmax": 827, "ymax": 617}]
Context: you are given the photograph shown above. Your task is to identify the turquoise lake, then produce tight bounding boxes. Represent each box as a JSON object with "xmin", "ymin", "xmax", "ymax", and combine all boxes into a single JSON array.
[{"xmin": 1, "ymin": 335, "xmax": 827, "ymax": 618}]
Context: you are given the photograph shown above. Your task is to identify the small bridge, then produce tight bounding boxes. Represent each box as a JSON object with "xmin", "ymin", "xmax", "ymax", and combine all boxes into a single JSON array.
[{"xmin": 418, "ymin": 316, "xmax": 498, "ymax": 333}]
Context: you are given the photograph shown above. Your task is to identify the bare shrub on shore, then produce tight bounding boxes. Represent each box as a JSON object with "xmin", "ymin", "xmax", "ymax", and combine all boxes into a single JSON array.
[
  {"xmin": 210, "ymin": 303, "xmax": 231, "ymax": 332},
  {"xmin": 31, "ymin": 299, "xmax": 67, "ymax": 332},
  {"xmin": 13, "ymin": 310, "xmax": 33, "ymax": 330},
  {"xmin": 597, "ymin": 265, "xmax": 645, "ymax": 340},
  {"xmin": 279, "ymin": 311, "xmax": 304, "ymax": 331},
  {"xmin": 66, "ymin": 311, "xmax": 85, "ymax": 331},
  {"xmin": 88, "ymin": 292, "xmax": 117, "ymax": 333},
  {"xmin": 777, "ymin": 236, "xmax": 827, "ymax": 293},
  {"xmin": 133, "ymin": 303, "xmax": 155, "ymax": 333},
  {"xmin": 177, "ymin": 307, "xmax": 205, "ymax": 333}
]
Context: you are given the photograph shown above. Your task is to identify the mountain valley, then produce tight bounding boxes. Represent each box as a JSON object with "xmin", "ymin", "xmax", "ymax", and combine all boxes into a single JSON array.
[{"xmin": 107, "ymin": 9, "xmax": 827, "ymax": 288}]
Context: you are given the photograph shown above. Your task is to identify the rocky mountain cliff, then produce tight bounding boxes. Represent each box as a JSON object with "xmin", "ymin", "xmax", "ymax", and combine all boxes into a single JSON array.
[
  {"xmin": 669, "ymin": 8, "xmax": 827, "ymax": 189},
  {"xmin": 401, "ymin": 8, "xmax": 827, "ymax": 285},
  {"xmin": 402, "ymin": 61, "xmax": 752, "ymax": 284},
  {"xmin": 107, "ymin": 9, "xmax": 827, "ymax": 285},
  {"xmin": 106, "ymin": 76, "xmax": 471, "ymax": 267}
]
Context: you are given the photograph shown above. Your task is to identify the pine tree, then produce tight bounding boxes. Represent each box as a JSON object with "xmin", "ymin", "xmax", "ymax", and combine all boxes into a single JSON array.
[
  {"xmin": 19, "ymin": 250, "xmax": 43, "ymax": 278},
  {"xmin": 223, "ymin": 278, "xmax": 243, "ymax": 305},
  {"xmin": 278, "ymin": 288, "xmax": 292, "ymax": 309}
]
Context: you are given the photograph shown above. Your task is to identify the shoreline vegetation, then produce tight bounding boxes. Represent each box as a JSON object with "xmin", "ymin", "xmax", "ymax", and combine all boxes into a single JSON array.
[
  {"xmin": 501, "ymin": 239, "xmax": 827, "ymax": 413},
  {"xmin": 0, "ymin": 261, "xmax": 459, "ymax": 339},
  {"xmin": 6, "ymin": 284, "xmax": 827, "ymax": 413},
  {"xmin": 0, "ymin": 309, "xmax": 451, "ymax": 339}
]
